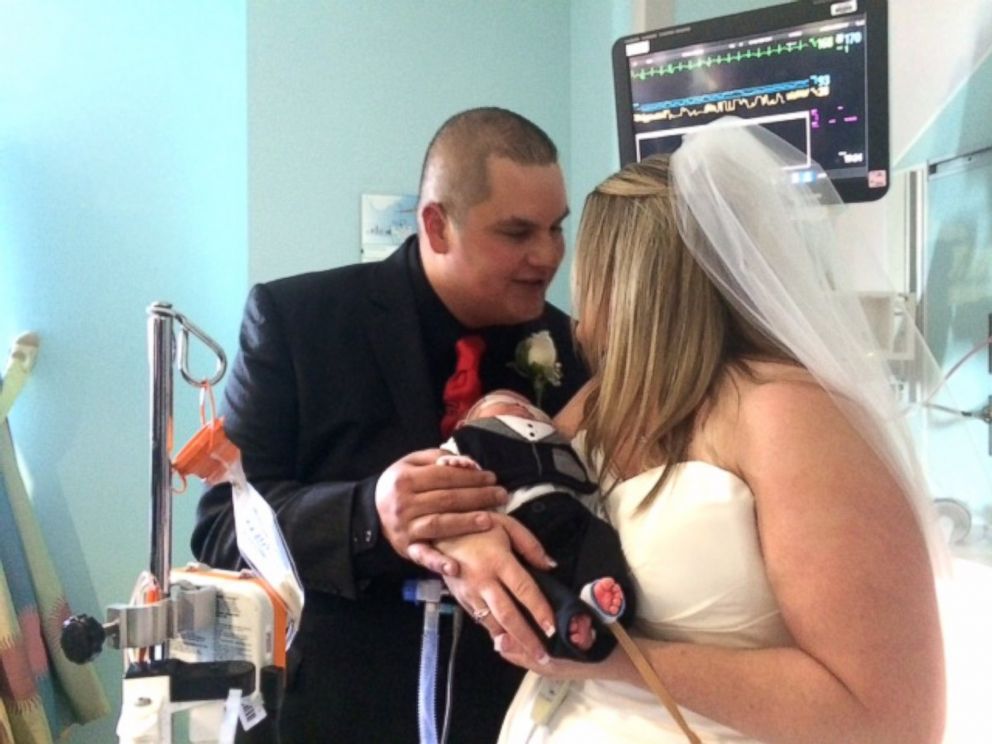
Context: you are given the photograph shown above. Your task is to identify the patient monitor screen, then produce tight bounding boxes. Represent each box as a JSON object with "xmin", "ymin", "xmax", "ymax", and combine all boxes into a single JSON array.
[{"xmin": 612, "ymin": 0, "xmax": 889, "ymax": 202}]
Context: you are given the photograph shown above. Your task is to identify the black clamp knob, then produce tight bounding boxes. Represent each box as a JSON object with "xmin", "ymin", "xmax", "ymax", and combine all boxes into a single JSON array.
[{"xmin": 61, "ymin": 614, "xmax": 107, "ymax": 664}]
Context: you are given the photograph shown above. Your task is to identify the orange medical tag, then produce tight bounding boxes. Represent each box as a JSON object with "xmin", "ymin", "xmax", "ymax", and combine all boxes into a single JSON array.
[{"xmin": 173, "ymin": 417, "xmax": 240, "ymax": 484}]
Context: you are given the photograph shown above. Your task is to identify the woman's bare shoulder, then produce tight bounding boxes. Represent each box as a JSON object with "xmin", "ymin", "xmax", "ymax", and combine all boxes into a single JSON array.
[
  {"xmin": 741, "ymin": 359, "xmax": 818, "ymax": 387},
  {"xmin": 693, "ymin": 362, "xmax": 832, "ymax": 472},
  {"xmin": 735, "ymin": 362, "xmax": 838, "ymax": 427},
  {"xmin": 731, "ymin": 363, "xmax": 879, "ymax": 486}
]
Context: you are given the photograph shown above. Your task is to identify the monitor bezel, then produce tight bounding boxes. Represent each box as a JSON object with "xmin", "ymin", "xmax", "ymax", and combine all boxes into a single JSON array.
[{"xmin": 612, "ymin": 0, "xmax": 889, "ymax": 203}]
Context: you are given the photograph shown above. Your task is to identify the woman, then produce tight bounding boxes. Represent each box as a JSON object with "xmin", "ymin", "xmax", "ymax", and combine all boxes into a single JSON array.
[{"xmin": 458, "ymin": 123, "xmax": 946, "ymax": 743}]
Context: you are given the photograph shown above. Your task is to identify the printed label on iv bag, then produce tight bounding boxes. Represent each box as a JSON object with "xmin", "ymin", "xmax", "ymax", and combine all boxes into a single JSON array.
[
  {"xmin": 239, "ymin": 696, "xmax": 267, "ymax": 732},
  {"xmin": 229, "ymin": 460, "xmax": 304, "ymax": 647}
]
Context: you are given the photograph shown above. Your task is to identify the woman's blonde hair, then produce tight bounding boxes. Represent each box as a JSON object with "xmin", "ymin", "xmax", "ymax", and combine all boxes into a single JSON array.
[{"xmin": 573, "ymin": 155, "xmax": 795, "ymax": 508}]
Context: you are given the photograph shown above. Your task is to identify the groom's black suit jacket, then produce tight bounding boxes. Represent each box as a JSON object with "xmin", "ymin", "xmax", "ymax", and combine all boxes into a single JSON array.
[{"xmin": 191, "ymin": 236, "xmax": 587, "ymax": 742}]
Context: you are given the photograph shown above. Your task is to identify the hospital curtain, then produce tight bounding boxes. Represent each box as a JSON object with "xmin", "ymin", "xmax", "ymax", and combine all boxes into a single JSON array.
[{"xmin": 0, "ymin": 337, "xmax": 108, "ymax": 742}]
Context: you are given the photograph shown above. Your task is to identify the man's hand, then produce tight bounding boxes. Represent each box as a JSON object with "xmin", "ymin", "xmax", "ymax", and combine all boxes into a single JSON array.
[
  {"xmin": 438, "ymin": 517, "xmax": 558, "ymax": 666},
  {"xmin": 375, "ymin": 448, "xmax": 508, "ymax": 575}
]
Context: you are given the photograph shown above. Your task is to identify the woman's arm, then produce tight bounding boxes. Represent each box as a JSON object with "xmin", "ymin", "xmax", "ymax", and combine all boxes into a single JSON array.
[
  {"xmin": 437, "ymin": 517, "xmax": 557, "ymax": 665},
  {"xmin": 500, "ymin": 381, "xmax": 944, "ymax": 744}
]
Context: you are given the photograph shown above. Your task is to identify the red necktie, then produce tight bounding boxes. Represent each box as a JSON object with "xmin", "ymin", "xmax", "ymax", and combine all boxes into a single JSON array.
[{"xmin": 440, "ymin": 335, "xmax": 486, "ymax": 438}]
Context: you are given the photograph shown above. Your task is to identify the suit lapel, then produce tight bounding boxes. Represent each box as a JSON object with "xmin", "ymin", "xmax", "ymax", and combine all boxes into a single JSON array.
[{"xmin": 365, "ymin": 238, "xmax": 440, "ymax": 448}]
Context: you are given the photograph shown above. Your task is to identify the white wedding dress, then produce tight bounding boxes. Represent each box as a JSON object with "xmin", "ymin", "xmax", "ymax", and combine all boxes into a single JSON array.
[{"xmin": 499, "ymin": 453, "xmax": 794, "ymax": 744}]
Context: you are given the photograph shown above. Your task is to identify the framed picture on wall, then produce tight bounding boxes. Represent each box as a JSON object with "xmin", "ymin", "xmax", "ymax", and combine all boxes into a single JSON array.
[{"xmin": 361, "ymin": 193, "xmax": 417, "ymax": 262}]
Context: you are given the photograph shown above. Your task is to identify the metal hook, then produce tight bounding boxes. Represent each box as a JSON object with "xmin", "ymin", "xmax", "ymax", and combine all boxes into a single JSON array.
[
  {"xmin": 175, "ymin": 313, "xmax": 227, "ymax": 388},
  {"xmin": 147, "ymin": 302, "xmax": 227, "ymax": 388}
]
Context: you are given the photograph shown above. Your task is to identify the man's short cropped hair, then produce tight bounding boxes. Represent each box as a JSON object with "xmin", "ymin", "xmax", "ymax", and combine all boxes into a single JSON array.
[{"xmin": 419, "ymin": 107, "xmax": 558, "ymax": 222}]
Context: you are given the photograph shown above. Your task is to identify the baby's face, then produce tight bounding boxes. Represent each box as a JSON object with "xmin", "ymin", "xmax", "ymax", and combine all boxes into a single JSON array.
[
  {"xmin": 467, "ymin": 394, "xmax": 559, "ymax": 426},
  {"xmin": 460, "ymin": 391, "xmax": 554, "ymax": 427},
  {"xmin": 469, "ymin": 400, "xmax": 540, "ymax": 421}
]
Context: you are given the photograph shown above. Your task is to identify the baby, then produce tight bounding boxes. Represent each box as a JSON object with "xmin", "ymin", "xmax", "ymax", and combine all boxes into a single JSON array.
[{"xmin": 439, "ymin": 390, "xmax": 634, "ymax": 662}]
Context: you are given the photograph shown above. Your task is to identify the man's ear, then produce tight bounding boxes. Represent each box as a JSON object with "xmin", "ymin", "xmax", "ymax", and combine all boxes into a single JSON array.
[{"xmin": 421, "ymin": 202, "xmax": 450, "ymax": 254}]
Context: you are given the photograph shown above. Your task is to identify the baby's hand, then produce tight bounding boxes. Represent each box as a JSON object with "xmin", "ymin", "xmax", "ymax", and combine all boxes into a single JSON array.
[{"xmin": 436, "ymin": 454, "xmax": 481, "ymax": 470}]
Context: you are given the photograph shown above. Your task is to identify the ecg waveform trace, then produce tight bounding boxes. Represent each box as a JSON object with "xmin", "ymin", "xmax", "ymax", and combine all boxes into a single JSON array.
[
  {"xmin": 631, "ymin": 32, "xmax": 863, "ymax": 81},
  {"xmin": 633, "ymin": 77, "xmax": 830, "ymax": 123}
]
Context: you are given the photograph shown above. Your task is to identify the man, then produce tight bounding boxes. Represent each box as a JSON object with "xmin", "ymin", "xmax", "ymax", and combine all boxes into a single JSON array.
[{"xmin": 191, "ymin": 107, "xmax": 589, "ymax": 742}]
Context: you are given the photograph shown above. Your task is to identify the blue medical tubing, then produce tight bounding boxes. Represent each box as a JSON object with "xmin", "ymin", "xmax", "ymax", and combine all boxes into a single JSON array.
[
  {"xmin": 403, "ymin": 579, "xmax": 455, "ymax": 744},
  {"xmin": 420, "ymin": 601, "xmax": 440, "ymax": 744}
]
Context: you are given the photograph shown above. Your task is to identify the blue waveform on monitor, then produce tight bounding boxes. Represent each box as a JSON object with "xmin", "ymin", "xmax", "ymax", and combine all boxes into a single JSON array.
[{"xmin": 636, "ymin": 79, "xmax": 810, "ymax": 114}]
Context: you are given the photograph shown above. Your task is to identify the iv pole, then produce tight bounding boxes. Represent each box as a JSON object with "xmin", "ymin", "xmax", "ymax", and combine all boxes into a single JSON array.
[
  {"xmin": 146, "ymin": 301, "xmax": 227, "ymax": 659},
  {"xmin": 62, "ymin": 302, "xmax": 263, "ymax": 744},
  {"xmin": 148, "ymin": 302, "xmax": 175, "ymax": 659}
]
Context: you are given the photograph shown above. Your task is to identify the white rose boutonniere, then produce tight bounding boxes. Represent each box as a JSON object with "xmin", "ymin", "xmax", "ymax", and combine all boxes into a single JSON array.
[{"xmin": 509, "ymin": 330, "xmax": 563, "ymax": 407}]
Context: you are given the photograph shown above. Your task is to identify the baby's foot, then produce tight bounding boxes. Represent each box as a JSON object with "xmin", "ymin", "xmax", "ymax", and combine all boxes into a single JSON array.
[
  {"xmin": 568, "ymin": 613, "xmax": 596, "ymax": 650},
  {"xmin": 591, "ymin": 578, "xmax": 625, "ymax": 619}
]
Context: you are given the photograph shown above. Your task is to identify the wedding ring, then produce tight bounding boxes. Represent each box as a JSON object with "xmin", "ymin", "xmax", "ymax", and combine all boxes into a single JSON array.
[{"xmin": 471, "ymin": 606, "xmax": 491, "ymax": 622}]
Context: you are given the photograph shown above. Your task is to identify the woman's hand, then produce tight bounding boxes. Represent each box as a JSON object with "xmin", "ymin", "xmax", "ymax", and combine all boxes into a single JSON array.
[
  {"xmin": 438, "ymin": 515, "xmax": 558, "ymax": 667},
  {"xmin": 494, "ymin": 632, "xmax": 632, "ymax": 683}
]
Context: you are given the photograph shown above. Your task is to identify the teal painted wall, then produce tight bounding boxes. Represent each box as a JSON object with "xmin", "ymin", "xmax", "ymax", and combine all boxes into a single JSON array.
[
  {"xmin": 674, "ymin": 0, "xmax": 785, "ymax": 24},
  {"xmin": 897, "ymin": 50, "xmax": 992, "ymax": 168},
  {"xmin": 247, "ymin": 0, "xmax": 575, "ymax": 309},
  {"xmin": 0, "ymin": 2, "xmax": 247, "ymax": 741},
  {"xmin": 569, "ymin": 0, "xmax": 636, "ymax": 251}
]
